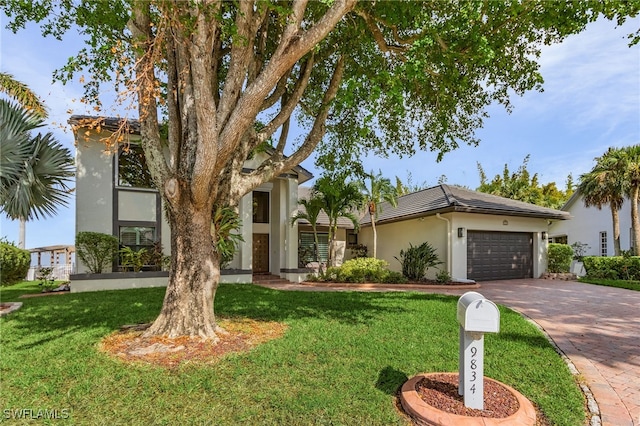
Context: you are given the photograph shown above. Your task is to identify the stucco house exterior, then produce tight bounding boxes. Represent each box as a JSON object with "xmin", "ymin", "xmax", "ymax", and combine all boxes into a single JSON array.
[
  {"xmin": 357, "ymin": 185, "xmax": 570, "ymax": 281},
  {"xmin": 70, "ymin": 115, "xmax": 313, "ymax": 292},
  {"xmin": 549, "ymin": 191, "xmax": 634, "ymax": 256}
]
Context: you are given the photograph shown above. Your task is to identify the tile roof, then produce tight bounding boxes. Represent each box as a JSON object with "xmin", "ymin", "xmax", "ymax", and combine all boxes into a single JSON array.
[{"xmin": 360, "ymin": 184, "xmax": 571, "ymax": 225}]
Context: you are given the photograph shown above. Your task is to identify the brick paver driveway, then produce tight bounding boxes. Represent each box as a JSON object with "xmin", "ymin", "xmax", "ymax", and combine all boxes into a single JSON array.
[{"xmin": 442, "ymin": 279, "xmax": 640, "ymax": 426}]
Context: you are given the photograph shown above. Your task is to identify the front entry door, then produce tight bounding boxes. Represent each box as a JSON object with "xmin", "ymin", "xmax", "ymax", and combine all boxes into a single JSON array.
[{"xmin": 253, "ymin": 233, "xmax": 270, "ymax": 273}]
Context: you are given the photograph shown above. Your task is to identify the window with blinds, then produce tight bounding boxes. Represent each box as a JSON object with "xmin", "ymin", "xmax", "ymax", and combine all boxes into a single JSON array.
[
  {"xmin": 120, "ymin": 226, "xmax": 156, "ymax": 251},
  {"xmin": 299, "ymin": 232, "xmax": 329, "ymax": 263}
]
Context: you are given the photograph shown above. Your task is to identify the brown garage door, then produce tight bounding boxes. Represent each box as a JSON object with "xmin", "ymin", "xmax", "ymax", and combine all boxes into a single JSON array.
[{"xmin": 467, "ymin": 231, "xmax": 533, "ymax": 281}]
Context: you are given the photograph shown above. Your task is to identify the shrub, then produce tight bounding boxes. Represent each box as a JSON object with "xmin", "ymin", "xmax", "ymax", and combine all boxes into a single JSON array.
[
  {"xmin": 37, "ymin": 267, "xmax": 57, "ymax": 291},
  {"xmin": 436, "ymin": 269, "xmax": 452, "ymax": 284},
  {"xmin": 119, "ymin": 247, "xmax": 148, "ymax": 272},
  {"xmin": 321, "ymin": 258, "xmax": 406, "ymax": 284},
  {"xmin": 0, "ymin": 241, "xmax": 30, "ymax": 285},
  {"xmin": 76, "ymin": 232, "xmax": 119, "ymax": 274},
  {"xmin": 349, "ymin": 244, "xmax": 368, "ymax": 258},
  {"xmin": 547, "ymin": 243, "xmax": 573, "ymax": 273},
  {"xmin": 395, "ymin": 242, "xmax": 442, "ymax": 281},
  {"xmin": 382, "ymin": 270, "xmax": 408, "ymax": 284},
  {"xmin": 583, "ymin": 256, "xmax": 640, "ymax": 281},
  {"xmin": 570, "ymin": 242, "xmax": 590, "ymax": 261}
]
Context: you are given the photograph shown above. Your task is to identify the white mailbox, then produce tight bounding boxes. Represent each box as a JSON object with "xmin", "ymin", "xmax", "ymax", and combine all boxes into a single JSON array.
[
  {"xmin": 457, "ymin": 291, "xmax": 500, "ymax": 333},
  {"xmin": 457, "ymin": 291, "xmax": 500, "ymax": 410}
]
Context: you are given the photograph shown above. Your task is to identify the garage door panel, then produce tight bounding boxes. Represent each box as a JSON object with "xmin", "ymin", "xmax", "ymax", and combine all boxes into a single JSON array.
[{"xmin": 467, "ymin": 231, "xmax": 533, "ymax": 281}]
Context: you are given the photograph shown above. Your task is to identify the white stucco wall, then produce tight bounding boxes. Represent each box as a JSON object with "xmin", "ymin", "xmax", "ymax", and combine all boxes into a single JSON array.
[
  {"xmin": 75, "ymin": 134, "xmax": 117, "ymax": 273},
  {"xmin": 359, "ymin": 212, "xmax": 550, "ymax": 280},
  {"xmin": 549, "ymin": 195, "xmax": 633, "ymax": 256},
  {"xmin": 358, "ymin": 215, "xmax": 448, "ymax": 280}
]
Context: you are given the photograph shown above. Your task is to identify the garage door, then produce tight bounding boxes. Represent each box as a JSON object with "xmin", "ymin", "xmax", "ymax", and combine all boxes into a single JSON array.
[{"xmin": 467, "ymin": 231, "xmax": 533, "ymax": 281}]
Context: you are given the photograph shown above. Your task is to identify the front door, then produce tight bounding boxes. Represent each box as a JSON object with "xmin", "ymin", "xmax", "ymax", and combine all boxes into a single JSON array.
[{"xmin": 253, "ymin": 233, "xmax": 270, "ymax": 273}]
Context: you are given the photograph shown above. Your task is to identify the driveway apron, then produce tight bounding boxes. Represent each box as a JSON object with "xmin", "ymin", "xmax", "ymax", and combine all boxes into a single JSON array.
[{"xmin": 259, "ymin": 279, "xmax": 640, "ymax": 425}]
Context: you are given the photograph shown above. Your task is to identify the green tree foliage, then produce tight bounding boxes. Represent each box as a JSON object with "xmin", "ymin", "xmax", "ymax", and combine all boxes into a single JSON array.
[
  {"xmin": 0, "ymin": 72, "xmax": 48, "ymax": 118},
  {"xmin": 578, "ymin": 147, "xmax": 626, "ymax": 255},
  {"xmin": 0, "ymin": 240, "xmax": 30, "ymax": 285},
  {"xmin": 476, "ymin": 155, "xmax": 573, "ymax": 209},
  {"xmin": 3, "ymin": 0, "xmax": 637, "ymax": 338},
  {"xmin": 0, "ymin": 99, "xmax": 74, "ymax": 248},
  {"xmin": 313, "ymin": 173, "xmax": 364, "ymax": 267},
  {"xmin": 579, "ymin": 145, "xmax": 640, "ymax": 256},
  {"xmin": 291, "ymin": 196, "xmax": 324, "ymax": 263},
  {"xmin": 394, "ymin": 172, "xmax": 430, "ymax": 196}
]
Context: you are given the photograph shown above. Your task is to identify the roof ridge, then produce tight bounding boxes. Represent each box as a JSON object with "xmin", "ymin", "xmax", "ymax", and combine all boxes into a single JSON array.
[{"xmin": 440, "ymin": 184, "xmax": 460, "ymax": 206}]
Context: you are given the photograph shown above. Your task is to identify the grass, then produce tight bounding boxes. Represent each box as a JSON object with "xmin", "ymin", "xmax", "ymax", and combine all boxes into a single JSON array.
[
  {"xmin": 578, "ymin": 277, "xmax": 640, "ymax": 291},
  {"xmin": 0, "ymin": 282, "xmax": 585, "ymax": 425}
]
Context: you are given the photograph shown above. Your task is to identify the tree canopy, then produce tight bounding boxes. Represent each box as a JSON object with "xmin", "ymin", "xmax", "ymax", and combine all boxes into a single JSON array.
[
  {"xmin": 3, "ymin": 0, "xmax": 638, "ymax": 339},
  {"xmin": 476, "ymin": 155, "xmax": 574, "ymax": 209}
]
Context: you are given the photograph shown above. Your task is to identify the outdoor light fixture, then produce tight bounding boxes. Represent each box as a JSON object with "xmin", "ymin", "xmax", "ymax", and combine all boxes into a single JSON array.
[
  {"xmin": 542, "ymin": 232, "xmax": 547, "ymax": 240},
  {"xmin": 458, "ymin": 227, "xmax": 465, "ymax": 237},
  {"xmin": 503, "ymin": 220, "xmax": 509, "ymax": 226}
]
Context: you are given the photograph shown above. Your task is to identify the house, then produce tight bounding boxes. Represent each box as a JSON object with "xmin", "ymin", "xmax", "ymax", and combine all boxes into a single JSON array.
[
  {"xmin": 70, "ymin": 115, "xmax": 313, "ymax": 292},
  {"xmin": 357, "ymin": 185, "xmax": 570, "ymax": 281},
  {"xmin": 549, "ymin": 190, "xmax": 634, "ymax": 256}
]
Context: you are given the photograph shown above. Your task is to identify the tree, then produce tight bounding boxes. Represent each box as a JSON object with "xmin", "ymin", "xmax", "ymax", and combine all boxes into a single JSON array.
[
  {"xmin": 291, "ymin": 196, "xmax": 324, "ymax": 264},
  {"xmin": 0, "ymin": 99, "xmax": 74, "ymax": 248},
  {"xmin": 0, "ymin": 73, "xmax": 52, "ymax": 248},
  {"xmin": 313, "ymin": 174, "xmax": 363, "ymax": 267},
  {"xmin": 476, "ymin": 155, "xmax": 573, "ymax": 209},
  {"xmin": 394, "ymin": 172, "xmax": 430, "ymax": 196},
  {"xmin": 4, "ymin": 1, "xmax": 638, "ymax": 340},
  {"xmin": 619, "ymin": 146, "xmax": 640, "ymax": 255},
  {"xmin": 578, "ymin": 147, "xmax": 626, "ymax": 256},
  {"xmin": 0, "ymin": 72, "xmax": 48, "ymax": 119},
  {"xmin": 361, "ymin": 170, "xmax": 397, "ymax": 259}
]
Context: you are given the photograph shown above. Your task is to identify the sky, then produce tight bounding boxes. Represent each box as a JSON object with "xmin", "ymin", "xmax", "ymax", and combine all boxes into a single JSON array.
[{"xmin": 0, "ymin": 14, "xmax": 639, "ymax": 251}]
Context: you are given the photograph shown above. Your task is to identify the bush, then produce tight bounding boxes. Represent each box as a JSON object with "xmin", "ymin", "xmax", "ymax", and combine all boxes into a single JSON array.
[
  {"xmin": 76, "ymin": 232, "xmax": 119, "ymax": 274},
  {"xmin": 395, "ymin": 242, "xmax": 442, "ymax": 281},
  {"xmin": 436, "ymin": 269, "xmax": 452, "ymax": 284},
  {"xmin": 547, "ymin": 243, "xmax": 573, "ymax": 273},
  {"xmin": 583, "ymin": 256, "xmax": 640, "ymax": 281},
  {"xmin": 0, "ymin": 241, "xmax": 30, "ymax": 286},
  {"xmin": 321, "ymin": 258, "xmax": 407, "ymax": 284}
]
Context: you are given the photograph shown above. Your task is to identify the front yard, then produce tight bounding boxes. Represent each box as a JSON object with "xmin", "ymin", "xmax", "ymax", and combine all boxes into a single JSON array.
[{"xmin": 0, "ymin": 282, "xmax": 584, "ymax": 425}]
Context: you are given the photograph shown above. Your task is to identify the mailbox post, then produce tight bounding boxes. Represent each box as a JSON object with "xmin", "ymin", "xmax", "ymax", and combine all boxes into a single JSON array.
[{"xmin": 457, "ymin": 291, "xmax": 500, "ymax": 410}]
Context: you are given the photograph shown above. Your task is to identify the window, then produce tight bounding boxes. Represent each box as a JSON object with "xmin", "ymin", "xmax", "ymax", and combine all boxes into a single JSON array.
[
  {"xmin": 299, "ymin": 232, "xmax": 329, "ymax": 263},
  {"xmin": 119, "ymin": 226, "xmax": 156, "ymax": 253},
  {"xmin": 346, "ymin": 229, "xmax": 358, "ymax": 247},
  {"xmin": 118, "ymin": 145, "xmax": 154, "ymax": 188},
  {"xmin": 253, "ymin": 191, "xmax": 269, "ymax": 223},
  {"xmin": 552, "ymin": 235, "xmax": 568, "ymax": 244},
  {"xmin": 600, "ymin": 231, "xmax": 608, "ymax": 257}
]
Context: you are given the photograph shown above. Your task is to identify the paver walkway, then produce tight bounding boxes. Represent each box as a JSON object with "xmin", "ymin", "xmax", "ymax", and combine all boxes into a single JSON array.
[{"xmin": 258, "ymin": 279, "xmax": 640, "ymax": 426}]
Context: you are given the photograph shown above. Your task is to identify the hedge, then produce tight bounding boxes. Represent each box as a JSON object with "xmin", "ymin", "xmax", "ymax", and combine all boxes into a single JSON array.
[
  {"xmin": 547, "ymin": 243, "xmax": 573, "ymax": 273},
  {"xmin": 583, "ymin": 256, "xmax": 640, "ymax": 281},
  {"xmin": 0, "ymin": 242, "xmax": 31, "ymax": 286}
]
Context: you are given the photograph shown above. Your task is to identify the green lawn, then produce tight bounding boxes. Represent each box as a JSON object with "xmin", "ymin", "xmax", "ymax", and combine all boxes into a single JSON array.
[
  {"xmin": 0, "ymin": 283, "xmax": 585, "ymax": 425},
  {"xmin": 579, "ymin": 277, "xmax": 640, "ymax": 291}
]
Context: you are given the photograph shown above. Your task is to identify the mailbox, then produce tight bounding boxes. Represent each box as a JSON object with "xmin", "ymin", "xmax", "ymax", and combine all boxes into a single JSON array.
[
  {"xmin": 457, "ymin": 291, "xmax": 500, "ymax": 333},
  {"xmin": 457, "ymin": 291, "xmax": 501, "ymax": 410}
]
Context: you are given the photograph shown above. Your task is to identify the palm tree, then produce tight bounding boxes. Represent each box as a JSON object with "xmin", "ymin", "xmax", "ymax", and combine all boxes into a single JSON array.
[
  {"xmin": 361, "ymin": 170, "xmax": 398, "ymax": 258},
  {"xmin": 291, "ymin": 196, "xmax": 324, "ymax": 264},
  {"xmin": 578, "ymin": 147, "xmax": 626, "ymax": 256},
  {"xmin": 620, "ymin": 145, "xmax": 640, "ymax": 255},
  {"xmin": 0, "ymin": 99, "xmax": 74, "ymax": 248},
  {"xmin": 0, "ymin": 72, "xmax": 48, "ymax": 119},
  {"xmin": 313, "ymin": 174, "xmax": 363, "ymax": 267}
]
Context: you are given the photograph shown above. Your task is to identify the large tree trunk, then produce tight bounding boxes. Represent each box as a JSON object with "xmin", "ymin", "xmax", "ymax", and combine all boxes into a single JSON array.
[
  {"xmin": 631, "ymin": 186, "xmax": 640, "ymax": 256},
  {"xmin": 610, "ymin": 204, "xmax": 621, "ymax": 256},
  {"xmin": 143, "ymin": 203, "xmax": 222, "ymax": 340}
]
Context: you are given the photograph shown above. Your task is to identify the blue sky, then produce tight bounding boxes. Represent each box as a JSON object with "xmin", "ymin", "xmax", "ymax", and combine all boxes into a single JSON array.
[{"xmin": 1, "ymin": 15, "xmax": 639, "ymax": 251}]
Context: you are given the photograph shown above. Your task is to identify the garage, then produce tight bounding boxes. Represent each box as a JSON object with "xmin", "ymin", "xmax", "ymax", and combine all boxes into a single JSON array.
[{"xmin": 467, "ymin": 231, "xmax": 533, "ymax": 281}]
